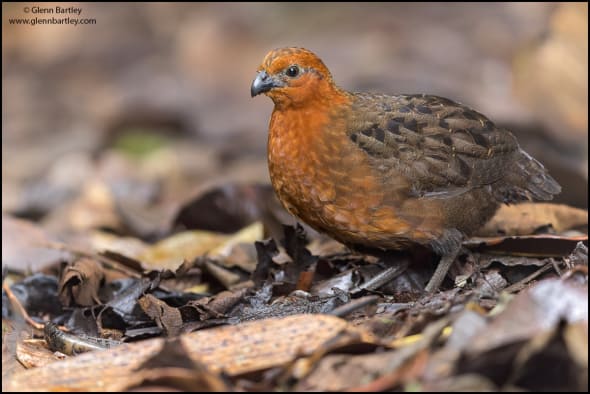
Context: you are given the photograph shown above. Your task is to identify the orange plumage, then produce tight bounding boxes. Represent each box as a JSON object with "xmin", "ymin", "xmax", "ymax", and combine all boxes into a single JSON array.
[{"xmin": 251, "ymin": 47, "xmax": 560, "ymax": 290}]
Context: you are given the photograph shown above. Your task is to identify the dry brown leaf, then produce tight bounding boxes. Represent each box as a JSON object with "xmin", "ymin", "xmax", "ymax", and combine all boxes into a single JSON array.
[
  {"xmin": 465, "ymin": 234, "xmax": 588, "ymax": 257},
  {"xmin": 478, "ymin": 203, "xmax": 588, "ymax": 237},
  {"xmin": 1, "ymin": 215, "xmax": 70, "ymax": 272},
  {"xmin": 468, "ymin": 279, "xmax": 588, "ymax": 354},
  {"xmin": 138, "ymin": 294, "xmax": 183, "ymax": 337},
  {"xmin": 423, "ymin": 310, "xmax": 488, "ymax": 381},
  {"xmin": 58, "ymin": 258, "xmax": 105, "ymax": 307},
  {"xmin": 203, "ymin": 259, "xmax": 243, "ymax": 289},
  {"xmin": 16, "ymin": 339, "xmax": 66, "ymax": 369},
  {"xmin": 296, "ymin": 318, "xmax": 448, "ymax": 391},
  {"xmin": 138, "ymin": 222, "xmax": 263, "ymax": 270},
  {"xmin": 6, "ymin": 314, "xmax": 377, "ymax": 391},
  {"xmin": 126, "ymin": 337, "xmax": 231, "ymax": 391},
  {"xmin": 138, "ymin": 230, "xmax": 227, "ymax": 270},
  {"xmin": 88, "ymin": 230, "xmax": 149, "ymax": 260},
  {"xmin": 188, "ymin": 288, "xmax": 249, "ymax": 320},
  {"xmin": 171, "ymin": 183, "xmax": 297, "ymax": 241},
  {"xmin": 208, "ymin": 221, "xmax": 263, "ymax": 258}
]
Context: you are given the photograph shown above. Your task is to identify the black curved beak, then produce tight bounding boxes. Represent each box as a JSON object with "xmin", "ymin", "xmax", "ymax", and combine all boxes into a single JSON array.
[{"xmin": 251, "ymin": 71, "xmax": 282, "ymax": 97}]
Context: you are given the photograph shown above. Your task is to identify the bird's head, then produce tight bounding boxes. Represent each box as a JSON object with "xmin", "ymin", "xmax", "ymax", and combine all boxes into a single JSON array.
[{"xmin": 251, "ymin": 47, "xmax": 340, "ymax": 108}]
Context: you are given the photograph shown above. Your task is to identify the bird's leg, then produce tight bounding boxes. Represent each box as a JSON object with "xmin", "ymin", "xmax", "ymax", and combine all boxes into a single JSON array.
[
  {"xmin": 425, "ymin": 229, "xmax": 464, "ymax": 293},
  {"xmin": 424, "ymin": 247, "xmax": 461, "ymax": 292}
]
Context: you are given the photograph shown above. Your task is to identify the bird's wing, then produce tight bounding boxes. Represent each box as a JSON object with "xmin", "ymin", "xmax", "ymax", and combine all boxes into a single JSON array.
[{"xmin": 345, "ymin": 93, "xmax": 521, "ymax": 199}]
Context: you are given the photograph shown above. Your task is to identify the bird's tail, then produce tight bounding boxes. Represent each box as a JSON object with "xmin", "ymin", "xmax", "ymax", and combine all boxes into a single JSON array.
[{"xmin": 495, "ymin": 149, "xmax": 561, "ymax": 203}]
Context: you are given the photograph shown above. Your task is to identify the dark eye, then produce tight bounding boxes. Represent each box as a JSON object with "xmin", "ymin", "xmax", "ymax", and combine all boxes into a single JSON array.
[{"xmin": 286, "ymin": 65, "xmax": 299, "ymax": 78}]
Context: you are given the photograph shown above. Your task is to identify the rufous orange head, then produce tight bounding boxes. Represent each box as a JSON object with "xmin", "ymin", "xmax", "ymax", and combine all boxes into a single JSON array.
[{"xmin": 251, "ymin": 47, "xmax": 340, "ymax": 108}]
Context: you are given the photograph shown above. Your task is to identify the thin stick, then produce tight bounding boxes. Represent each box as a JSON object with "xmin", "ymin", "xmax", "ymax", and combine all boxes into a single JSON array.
[
  {"xmin": 351, "ymin": 260, "xmax": 409, "ymax": 294},
  {"xmin": 330, "ymin": 295, "xmax": 380, "ymax": 317},
  {"xmin": 503, "ymin": 262, "xmax": 554, "ymax": 293},
  {"xmin": 2, "ymin": 282, "xmax": 44, "ymax": 330}
]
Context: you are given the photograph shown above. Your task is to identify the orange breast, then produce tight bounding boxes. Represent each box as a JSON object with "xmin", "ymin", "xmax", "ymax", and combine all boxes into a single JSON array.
[{"xmin": 267, "ymin": 103, "xmax": 430, "ymax": 249}]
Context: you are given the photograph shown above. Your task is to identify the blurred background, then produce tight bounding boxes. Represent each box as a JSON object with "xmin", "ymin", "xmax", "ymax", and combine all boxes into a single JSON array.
[{"xmin": 2, "ymin": 2, "xmax": 588, "ymax": 239}]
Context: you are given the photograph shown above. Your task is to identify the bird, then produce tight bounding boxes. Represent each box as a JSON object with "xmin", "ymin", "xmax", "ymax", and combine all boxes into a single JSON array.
[{"xmin": 251, "ymin": 47, "xmax": 561, "ymax": 292}]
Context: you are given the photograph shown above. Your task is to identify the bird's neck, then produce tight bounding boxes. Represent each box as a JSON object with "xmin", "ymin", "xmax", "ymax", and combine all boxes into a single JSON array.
[
  {"xmin": 268, "ymin": 86, "xmax": 351, "ymax": 152},
  {"xmin": 271, "ymin": 83, "xmax": 350, "ymax": 111}
]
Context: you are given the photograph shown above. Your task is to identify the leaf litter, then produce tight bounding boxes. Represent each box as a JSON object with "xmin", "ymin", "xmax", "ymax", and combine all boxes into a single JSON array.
[{"xmin": 2, "ymin": 183, "xmax": 588, "ymax": 391}]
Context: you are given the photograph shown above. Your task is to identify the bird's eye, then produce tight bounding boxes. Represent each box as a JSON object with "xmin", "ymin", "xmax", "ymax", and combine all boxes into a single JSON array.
[{"xmin": 286, "ymin": 65, "xmax": 300, "ymax": 78}]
